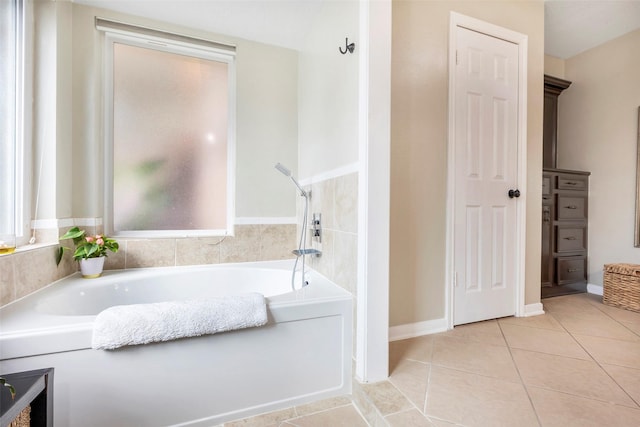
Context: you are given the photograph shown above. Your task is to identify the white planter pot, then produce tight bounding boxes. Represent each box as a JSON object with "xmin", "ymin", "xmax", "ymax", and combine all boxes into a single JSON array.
[{"xmin": 79, "ymin": 257, "xmax": 105, "ymax": 278}]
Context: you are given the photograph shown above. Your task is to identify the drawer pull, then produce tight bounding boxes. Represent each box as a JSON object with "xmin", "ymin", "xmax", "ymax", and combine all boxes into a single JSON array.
[
  {"xmin": 564, "ymin": 181, "xmax": 578, "ymax": 186},
  {"xmin": 567, "ymin": 268, "xmax": 579, "ymax": 273},
  {"xmin": 564, "ymin": 205, "xmax": 578, "ymax": 210},
  {"xmin": 563, "ymin": 236, "xmax": 577, "ymax": 240}
]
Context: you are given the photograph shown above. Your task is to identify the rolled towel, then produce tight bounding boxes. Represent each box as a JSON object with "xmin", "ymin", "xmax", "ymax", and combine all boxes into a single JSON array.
[{"xmin": 92, "ymin": 293, "xmax": 268, "ymax": 350}]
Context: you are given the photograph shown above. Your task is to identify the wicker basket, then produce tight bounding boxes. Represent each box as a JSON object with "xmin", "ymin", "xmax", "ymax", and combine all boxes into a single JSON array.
[
  {"xmin": 603, "ymin": 263, "xmax": 640, "ymax": 313},
  {"xmin": 9, "ymin": 405, "xmax": 30, "ymax": 427}
]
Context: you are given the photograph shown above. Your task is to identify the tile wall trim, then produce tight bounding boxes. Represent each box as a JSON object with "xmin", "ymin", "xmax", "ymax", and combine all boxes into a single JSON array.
[
  {"xmin": 31, "ymin": 217, "xmax": 102, "ymax": 229},
  {"xmin": 35, "ymin": 217, "xmax": 299, "ymax": 228},
  {"xmin": 388, "ymin": 317, "xmax": 448, "ymax": 342},
  {"xmin": 74, "ymin": 217, "xmax": 103, "ymax": 227},
  {"xmin": 299, "ymin": 162, "xmax": 359, "ymax": 186},
  {"xmin": 31, "ymin": 218, "xmax": 69, "ymax": 229},
  {"xmin": 235, "ymin": 217, "xmax": 296, "ymax": 225}
]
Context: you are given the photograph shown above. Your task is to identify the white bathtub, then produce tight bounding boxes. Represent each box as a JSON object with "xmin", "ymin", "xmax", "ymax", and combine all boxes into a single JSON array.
[{"xmin": 0, "ymin": 260, "xmax": 353, "ymax": 426}]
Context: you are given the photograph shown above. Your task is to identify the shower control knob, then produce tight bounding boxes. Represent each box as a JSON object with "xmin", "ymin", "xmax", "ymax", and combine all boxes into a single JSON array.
[{"xmin": 508, "ymin": 189, "xmax": 521, "ymax": 199}]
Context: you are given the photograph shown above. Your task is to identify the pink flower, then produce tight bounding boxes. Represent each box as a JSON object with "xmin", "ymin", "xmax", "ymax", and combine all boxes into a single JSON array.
[
  {"xmin": 96, "ymin": 237, "xmax": 104, "ymax": 246},
  {"xmin": 85, "ymin": 236, "xmax": 94, "ymax": 243}
]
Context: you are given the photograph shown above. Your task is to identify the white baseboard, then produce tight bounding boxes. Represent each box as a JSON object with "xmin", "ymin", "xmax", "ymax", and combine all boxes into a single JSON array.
[
  {"xmin": 388, "ymin": 317, "xmax": 448, "ymax": 342},
  {"xmin": 389, "ymin": 302, "xmax": 548, "ymax": 341},
  {"xmin": 522, "ymin": 302, "xmax": 545, "ymax": 317},
  {"xmin": 587, "ymin": 283, "xmax": 603, "ymax": 296}
]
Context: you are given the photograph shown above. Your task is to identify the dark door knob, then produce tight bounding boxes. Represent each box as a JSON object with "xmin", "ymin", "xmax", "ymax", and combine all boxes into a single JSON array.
[{"xmin": 508, "ymin": 189, "xmax": 521, "ymax": 199}]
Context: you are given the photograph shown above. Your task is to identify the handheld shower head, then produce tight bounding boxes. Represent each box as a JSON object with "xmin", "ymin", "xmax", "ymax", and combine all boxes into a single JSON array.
[
  {"xmin": 275, "ymin": 162, "xmax": 291, "ymax": 177},
  {"xmin": 274, "ymin": 163, "xmax": 307, "ymax": 198}
]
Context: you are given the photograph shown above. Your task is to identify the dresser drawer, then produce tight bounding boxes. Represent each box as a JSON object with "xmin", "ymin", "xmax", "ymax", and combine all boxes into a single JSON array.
[
  {"xmin": 557, "ymin": 174, "xmax": 588, "ymax": 191},
  {"xmin": 542, "ymin": 174, "xmax": 552, "ymax": 196},
  {"xmin": 557, "ymin": 195, "xmax": 586, "ymax": 220},
  {"xmin": 556, "ymin": 227, "xmax": 586, "ymax": 253},
  {"xmin": 556, "ymin": 257, "xmax": 586, "ymax": 285}
]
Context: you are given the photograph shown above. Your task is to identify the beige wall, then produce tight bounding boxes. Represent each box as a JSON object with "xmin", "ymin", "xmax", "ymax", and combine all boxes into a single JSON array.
[
  {"xmin": 298, "ymin": 1, "xmax": 359, "ymax": 179},
  {"xmin": 558, "ymin": 29, "xmax": 640, "ymax": 287},
  {"xmin": 544, "ymin": 54, "xmax": 566, "ymax": 78},
  {"xmin": 390, "ymin": 0, "xmax": 545, "ymax": 327}
]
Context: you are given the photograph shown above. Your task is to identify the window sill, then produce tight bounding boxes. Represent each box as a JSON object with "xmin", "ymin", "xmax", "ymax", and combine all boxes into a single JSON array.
[{"xmin": 3, "ymin": 242, "xmax": 58, "ymax": 256}]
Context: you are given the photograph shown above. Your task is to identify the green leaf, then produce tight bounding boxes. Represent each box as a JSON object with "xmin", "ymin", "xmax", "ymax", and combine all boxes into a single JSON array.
[
  {"xmin": 56, "ymin": 247, "xmax": 64, "ymax": 266},
  {"xmin": 0, "ymin": 377, "xmax": 16, "ymax": 400},
  {"xmin": 86, "ymin": 245, "xmax": 99, "ymax": 257},
  {"xmin": 60, "ymin": 226, "xmax": 85, "ymax": 241}
]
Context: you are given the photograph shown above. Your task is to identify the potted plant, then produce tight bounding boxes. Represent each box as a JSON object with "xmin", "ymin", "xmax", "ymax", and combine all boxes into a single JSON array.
[{"xmin": 56, "ymin": 226, "xmax": 119, "ymax": 278}]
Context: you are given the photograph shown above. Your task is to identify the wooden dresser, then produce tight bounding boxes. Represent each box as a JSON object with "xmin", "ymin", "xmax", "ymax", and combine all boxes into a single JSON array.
[
  {"xmin": 541, "ymin": 74, "xmax": 591, "ymax": 298},
  {"xmin": 542, "ymin": 168, "xmax": 590, "ymax": 298}
]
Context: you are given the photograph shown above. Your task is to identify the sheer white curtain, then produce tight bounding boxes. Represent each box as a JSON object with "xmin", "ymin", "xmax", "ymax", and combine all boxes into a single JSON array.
[
  {"xmin": 0, "ymin": 0, "xmax": 18, "ymax": 252},
  {"xmin": 112, "ymin": 43, "xmax": 230, "ymax": 233}
]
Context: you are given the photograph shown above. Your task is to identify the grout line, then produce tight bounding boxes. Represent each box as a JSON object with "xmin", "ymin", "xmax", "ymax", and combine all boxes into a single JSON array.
[
  {"xmin": 421, "ymin": 336, "xmax": 436, "ymax": 418},
  {"xmin": 290, "ymin": 401, "xmax": 354, "ymax": 420},
  {"xmin": 498, "ymin": 320, "xmax": 567, "ymax": 332},
  {"xmin": 353, "ymin": 382, "xmax": 391, "ymax": 427},
  {"xmin": 497, "ymin": 320, "xmax": 544, "ymax": 427},
  {"xmin": 426, "ymin": 359, "xmax": 523, "ymax": 385},
  {"xmin": 543, "ymin": 305, "xmax": 597, "ymax": 361},
  {"xmin": 349, "ymin": 402, "xmax": 374, "ymax": 427},
  {"xmin": 586, "ymin": 294, "xmax": 640, "ymax": 338},
  {"xmin": 560, "ymin": 310, "xmax": 640, "ymax": 409},
  {"xmin": 544, "ymin": 296, "xmax": 640, "ymax": 410},
  {"xmin": 173, "ymin": 238, "xmax": 178, "ymax": 266},
  {"xmin": 368, "ymin": 379, "xmax": 416, "ymax": 420},
  {"xmin": 433, "ymin": 332, "xmax": 511, "ymax": 349},
  {"xmin": 422, "ymin": 361, "xmax": 432, "ymax": 415},
  {"xmin": 526, "ymin": 383, "xmax": 640, "ymax": 410}
]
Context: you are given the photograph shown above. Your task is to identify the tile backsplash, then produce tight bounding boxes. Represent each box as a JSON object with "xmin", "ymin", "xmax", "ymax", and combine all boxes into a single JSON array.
[
  {"xmin": 301, "ymin": 171, "xmax": 359, "ymax": 358},
  {"xmin": 0, "ymin": 244, "xmax": 73, "ymax": 306},
  {"xmin": 0, "ymin": 224, "xmax": 296, "ymax": 306},
  {"xmin": 304, "ymin": 172, "xmax": 359, "ymax": 296}
]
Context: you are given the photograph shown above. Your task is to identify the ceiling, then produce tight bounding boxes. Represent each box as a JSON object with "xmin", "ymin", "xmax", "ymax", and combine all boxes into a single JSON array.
[
  {"xmin": 545, "ymin": 0, "xmax": 640, "ymax": 59},
  {"xmin": 72, "ymin": 0, "xmax": 324, "ymax": 50},
  {"xmin": 74, "ymin": 0, "xmax": 640, "ymax": 56}
]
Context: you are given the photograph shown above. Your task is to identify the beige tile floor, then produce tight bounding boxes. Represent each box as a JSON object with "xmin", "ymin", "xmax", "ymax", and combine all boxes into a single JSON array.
[
  {"xmin": 220, "ymin": 396, "xmax": 369, "ymax": 427},
  {"xmin": 380, "ymin": 293, "xmax": 640, "ymax": 426},
  {"xmin": 224, "ymin": 293, "xmax": 640, "ymax": 426}
]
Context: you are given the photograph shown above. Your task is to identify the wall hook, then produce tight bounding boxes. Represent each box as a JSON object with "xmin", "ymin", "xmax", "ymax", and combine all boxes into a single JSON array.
[{"xmin": 339, "ymin": 38, "xmax": 355, "ymax": 54}]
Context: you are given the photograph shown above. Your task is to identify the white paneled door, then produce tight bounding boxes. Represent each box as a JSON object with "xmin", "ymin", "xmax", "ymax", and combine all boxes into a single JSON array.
[{"xmin": 453, "ymin": 26, "xmax": 520, "ymax": 325}]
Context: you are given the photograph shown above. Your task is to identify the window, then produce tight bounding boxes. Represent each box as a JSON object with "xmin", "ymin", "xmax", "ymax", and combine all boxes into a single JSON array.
[
  {"xmin": 0, "ymin": 0, "xmax": 31, "ymax": 250},
  {"xmin": 99, "ymin": 20, "xmax": 236, "ymax": 237}
]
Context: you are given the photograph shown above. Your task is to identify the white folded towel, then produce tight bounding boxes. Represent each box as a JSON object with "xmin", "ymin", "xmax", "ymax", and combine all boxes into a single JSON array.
[{"xmin": 92, "ymin": 293, "xmax": 268, "ymax": 350}]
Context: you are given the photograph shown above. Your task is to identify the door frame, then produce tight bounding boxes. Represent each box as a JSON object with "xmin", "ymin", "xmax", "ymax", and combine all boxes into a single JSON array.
[{"xmin": 445, "ymin": 12, "xmax": 528, "ymax": 329}]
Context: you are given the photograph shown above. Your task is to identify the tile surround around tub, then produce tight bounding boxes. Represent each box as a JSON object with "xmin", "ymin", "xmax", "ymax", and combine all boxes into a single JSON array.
[
  {"xmin": 0, "ymin": 244, "xmax": 75, "ymax": 306},
  {"xmin": 300, "ymin": 171, "xmax": 359, "ymax": 361},
  {"xmin": 303, "ymin": 172, "xmax": 358, "ymax": 296},
  {"xmin": 0, "ymin": 223, "xmax": 297, "ymax": 306},
  {"xmin": 1, "ymin": 171, "xmax": 356, "ymax": 306}
]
